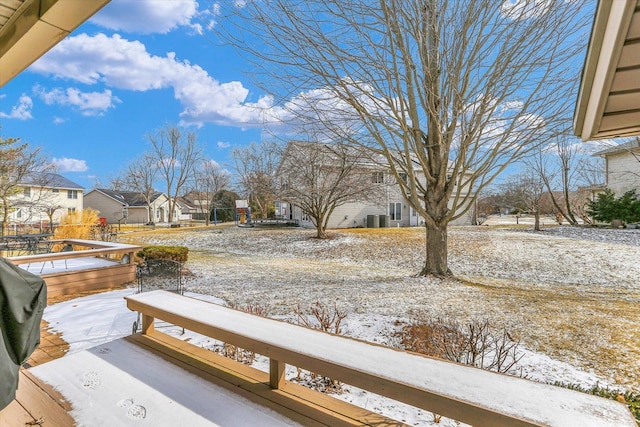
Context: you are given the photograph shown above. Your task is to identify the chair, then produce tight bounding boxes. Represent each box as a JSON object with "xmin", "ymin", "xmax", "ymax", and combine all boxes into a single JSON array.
[{"xmin": 40, "ymin": 244, "xmax": 73, "ymax": 274}]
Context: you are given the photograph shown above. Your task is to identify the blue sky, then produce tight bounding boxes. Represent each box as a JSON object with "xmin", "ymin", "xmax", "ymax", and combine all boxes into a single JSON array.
[
  {"xmin": 0, "ymin": 1, "xmax": 269, "ymax": 190},
  {"xmin": 0, "ymin": 0, "xmax": 612, "ymax": 192}
]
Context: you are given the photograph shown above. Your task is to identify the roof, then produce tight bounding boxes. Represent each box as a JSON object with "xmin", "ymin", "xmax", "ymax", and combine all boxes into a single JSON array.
[
  {"xmin": 0, "ymin": 0, "xmax": 110, "ymax": 87},
  {"xmin": 91, "ymin": 189, "xmax": 164, "ymax": 207},
  {"xmin": 574, "ymin": 0, "xmax": 640, "ymax": 140},
  {"xmin": 20, "ymin": 172, "xmax": 84, "ymax": 190},
  {"xmin": 592, "ymin": 139, "xmax": 640, "ymax": 156}
]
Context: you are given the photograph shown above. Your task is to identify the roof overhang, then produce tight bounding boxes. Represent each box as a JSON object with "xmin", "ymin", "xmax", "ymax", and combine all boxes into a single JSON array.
[
  {"xmin": 0, "ymin": 0, "xmax": 110, "ymax": 88},
  {"xmin": 574, "ymin": 0, "xmax": 640, "ymax": 141}
]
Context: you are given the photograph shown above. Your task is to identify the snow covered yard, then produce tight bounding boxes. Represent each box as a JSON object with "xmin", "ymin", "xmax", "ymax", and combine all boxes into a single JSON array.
[{"xmin": 122, "ymin": 222, "xmax": 640, "ymax": 395}]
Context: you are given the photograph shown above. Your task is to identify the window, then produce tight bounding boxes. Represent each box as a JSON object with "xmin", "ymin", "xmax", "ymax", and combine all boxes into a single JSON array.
[
  {"xmin": 389, "ymin": 202, "xmax": 402, "ymax": 221},
  {"xmin": 67, "ymin": 208, "xmax": 76, "ymax": 215},
  {"xmin": 52, "ymin": 188, "xmax": 59, "ymax": 193},
  {"xmin": 399, "ymin": 173, "xmax": 408, "ymax": 183},
  {"xmin": 67, "ymin": 190, "xmax": 78, "ymax": 199},
  {"xmin": 23, "ymin": 187, "xmax": 31, "ymax": 197},
  {"xmin": 16, "ymin": 209, "xmax": 22, "ymax": 218},
  {"xmin": 372, "ymin": 172, "xmax": 384, "ymax": 183}
]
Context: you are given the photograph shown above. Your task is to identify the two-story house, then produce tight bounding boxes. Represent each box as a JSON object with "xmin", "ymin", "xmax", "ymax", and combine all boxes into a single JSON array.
[
  {"xmin": 277, "ymin": 141, "xmax": 473, "ymax": 229},
  {"xmin": 84, "ymin": 189, "xmax": 169, "ymax": 225},
  {"xmin": 9, "ymin": 173, "xmax": 84, "ymax": 229}
]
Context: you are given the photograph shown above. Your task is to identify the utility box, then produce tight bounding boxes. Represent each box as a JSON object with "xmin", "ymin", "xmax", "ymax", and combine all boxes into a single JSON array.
[
  {"xmin": 367, "ymin": 215, "xmax": 379, "ymax": 228},
  {"xmin": 379, "ymin": 215, "xmax": 389, "ymax": 228}
]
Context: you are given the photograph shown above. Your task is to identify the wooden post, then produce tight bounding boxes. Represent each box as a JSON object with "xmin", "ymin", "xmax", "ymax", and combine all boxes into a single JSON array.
[
  {"xmin": 142, "ymin": 314, "xmax": 154, "ymax": 335},
  {"xmin": 269, "ymin": 359, "xmax": 285, "ymax": 389}
]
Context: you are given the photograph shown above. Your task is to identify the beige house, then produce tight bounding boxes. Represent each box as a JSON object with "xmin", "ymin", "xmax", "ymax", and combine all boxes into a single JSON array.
[
  {"xmin": 9, "ymin": 173, "xmax": 84, "ymax": 229},
  {"xmin": 84, "ymin": 189, "xmax": 170, "ymax": 225}
]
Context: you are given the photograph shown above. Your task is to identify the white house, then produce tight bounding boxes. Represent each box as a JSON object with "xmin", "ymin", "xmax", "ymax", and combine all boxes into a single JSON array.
[
  {"xmin": 277, "ymin": 142, "xmax": 473, "ymax": 230},
  {"xmin": 9, "ymin": 173, "xmax": 84, "ymax": 229},
  {"xmin": 593, "ymin": 140, "xmax": 640, "ymax": 196}
]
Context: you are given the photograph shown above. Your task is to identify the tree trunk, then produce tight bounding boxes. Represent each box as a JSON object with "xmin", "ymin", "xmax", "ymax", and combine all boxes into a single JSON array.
[
  {"xmin": 316, "ymin": 223, "xmax": 327, "ymax": 239},
  {"xmin": 534, "ymin": 211, "xmax": 540, "ymax": 231},
  {"xmin": 420, "ymin": 223, "xmax": 450, "ymax": 277}
]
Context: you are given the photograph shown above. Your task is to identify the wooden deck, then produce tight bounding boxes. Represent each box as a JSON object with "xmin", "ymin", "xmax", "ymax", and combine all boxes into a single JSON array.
[{"xmin": 0, "ymin": 370, "xmax": 74, "ymax": 427}]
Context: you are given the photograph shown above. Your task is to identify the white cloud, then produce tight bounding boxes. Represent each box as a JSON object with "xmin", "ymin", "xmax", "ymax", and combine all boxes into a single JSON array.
[
  {"xmin": 51, "ymin": 157, "xmax": 88, "ymax": 172},
  {"xmin": 30, "ymin": 33, "xmax": 274, "ymax": 127},
  {"xmin": 35, "ymin": 86, "xmax": 121, "ymax": 116},
  {"xmin": 0, "ymin": 94, "xmax": 33, "ymax": 120},
  {"xmin": 53, "ymin": 117, "xmax": 66, "ymax": 124},
  {"xmin": 217, "ymin": 141, "xmax": 231, "ymax": 149},
  {"xmin": 91, "ymin": 0, "xmax": 198, "ymax": 34},
  {"xmin": 501, "ymin": 0, "xmax": 553, "ymax": 20}
]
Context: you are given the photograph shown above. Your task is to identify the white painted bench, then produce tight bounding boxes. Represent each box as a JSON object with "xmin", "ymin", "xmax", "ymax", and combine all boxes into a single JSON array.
[{"xmin": 125, "ymin": 290, "xmax": 635, "ymax": 427}]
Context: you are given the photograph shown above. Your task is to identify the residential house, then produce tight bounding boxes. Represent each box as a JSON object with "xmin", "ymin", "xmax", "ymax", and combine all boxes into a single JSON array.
[
  {"xmin": 84, "ymin": 189, "xmax": 169, "ymax": 225},
  {"xmin": 174, "ymin": 196, "xmax": 198, "ymax": 222},
  {"xmin": 277, "ymin": 142, "xmax": 474, "ymax": 230},
  {"xmin": 9, "ymin": 173, "xmax": 84, "ymax": 230},
  {"xmin": 593, "ymin": 140, "xmax": 640, "ymax": 196}
]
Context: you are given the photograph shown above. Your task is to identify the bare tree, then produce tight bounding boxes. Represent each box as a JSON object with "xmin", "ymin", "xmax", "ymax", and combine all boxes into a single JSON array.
[
  {"xmin": 188, "ymin": 159, "xmax": 231, "ymax": 225},
  {"xmin": 219, "ymin": 0, "xmax": 588, "ymax": 276},
  {"xmin": 232, "ymin": 140, "xmax": 280, "ymax": 219},
  {"xmin": 279, "ymin": 141, "xmax": 381, "ymax": 238},
  {"xmin": 0, "ymin": 136, "xmax": 53, "ymax": 236},
  {"xmin": 147, "ymin": 125, "xmax": 202, "ymax": 223},
  {"xmin": 126, "ymin": 154, "xmax": 159, "ymax": 224}
]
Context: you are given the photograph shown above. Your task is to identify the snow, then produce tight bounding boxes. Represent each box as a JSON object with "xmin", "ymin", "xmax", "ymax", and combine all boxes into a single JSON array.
[
  {"xmin": 123, "ymin": 291, "xmax": 632, "ymax": 427},
  {"xmin": 30, "ymin": 221, "xmax": 640, "ymax": 426},
  {"xmin": 34, "ymin": 286, "xmax": 631, "ymax": 426},
  {"xmin": 30, "ymin": 338, "xmax": 300, "ymax": 426}
]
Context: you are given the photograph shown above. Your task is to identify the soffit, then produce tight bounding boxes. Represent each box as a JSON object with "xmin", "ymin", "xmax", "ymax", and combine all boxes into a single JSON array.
[
  {"xmin": 0, "ymin": 0, "xmax": 110, "ymax": 87},
  {"xmin": 574, "ymin": 0, "xmax": 640, "ymax": 140}
]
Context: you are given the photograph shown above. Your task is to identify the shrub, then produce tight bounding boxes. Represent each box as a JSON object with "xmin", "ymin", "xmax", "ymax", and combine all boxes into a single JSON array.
[
  {"xmin": 136, "ymin": 245, "xmax": 189, "ymax": 263},
  {"xmin": 398, "ymin": 317, "xmax": 523, "ymax": 374},
  {"xmin": 52, "ymin": 208, "xmax": 100, "ymax": 250},
  {"xmin": 587, "ymin": 189, "xmax": 640, "ymax": 225}
]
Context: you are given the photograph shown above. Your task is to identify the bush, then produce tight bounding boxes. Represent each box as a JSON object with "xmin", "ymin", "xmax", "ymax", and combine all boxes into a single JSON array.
[
  {"xmin": 587, "ymin": 189, "xmax": 640, "ymax": 225},
  {"xmin": 136, "ymin": 245, "xmax": 189, "ymax": 263},
  {"xmin": 398, "ymin": 317, "xmax": 523, "ymax": 374}
]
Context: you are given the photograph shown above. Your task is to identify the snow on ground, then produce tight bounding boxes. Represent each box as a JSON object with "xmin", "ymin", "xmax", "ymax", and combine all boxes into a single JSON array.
[{"xmin": 37, "ymin": 218, "xmax": 639, "ymax": 425}]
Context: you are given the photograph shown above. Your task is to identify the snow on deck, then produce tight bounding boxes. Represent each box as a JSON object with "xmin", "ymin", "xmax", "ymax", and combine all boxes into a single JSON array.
[
  {"xmin": 29, "ymin": 338, "xmax": 301, "ymax": 426},
  {"xmin": 127, "ymin": 290, "xmax": 636, "ymax": 427},
  {"xmin": 20, "ymin": 256, "xmax": 117, "ymax": 275}
]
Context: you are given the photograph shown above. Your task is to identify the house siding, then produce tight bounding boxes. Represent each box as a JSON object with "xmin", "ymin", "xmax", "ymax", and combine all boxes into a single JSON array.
[
  {"xmin": 605, "ymin": 151, "xmax": 640, "ymax": 195},
  {"xmin": 84, "ymin": 191, "xmax": 128, "ymax": 224}
]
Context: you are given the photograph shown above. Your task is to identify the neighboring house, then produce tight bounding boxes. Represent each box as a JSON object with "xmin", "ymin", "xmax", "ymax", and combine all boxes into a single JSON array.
[
  {"xmin": 181, "ymin": 192, "xmax": 211, "ymax": 221},
  {"xmin": 593, "ymin": 140, "xmax": 640, "ymax": 196},
  {"xmin": 277, "ymin": 142, "xmax": 473, "ymax": 229},
  {"xmin": 84, "ymin": 189, "xmax": 169, "ymax": 225},
  {"xmin": 174, "ymin": 196, "xmax": 198, "ymax": 222},
  {"xmin": 9, "ymin": 173, "xmax": 84, "ymax": 228}
]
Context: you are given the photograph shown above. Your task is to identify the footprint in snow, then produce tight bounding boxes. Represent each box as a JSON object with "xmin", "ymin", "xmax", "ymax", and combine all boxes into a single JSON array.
[
  {"xmin": 117, "ymin": 398, "xmax": 147, "ymax": 420},
  {"xmin": 82, "ymin": 372, "xmax": 100, "ymax": 389}
]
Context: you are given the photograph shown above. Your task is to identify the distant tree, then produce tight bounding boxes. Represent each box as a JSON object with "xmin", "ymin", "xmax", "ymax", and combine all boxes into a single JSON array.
[
  {"xmin": 219, "ymin": 0, "xmax": 588, "ymax": 276},
  {"xmin": 211, "ymin": 190, "xmax": 241, "ymax": 222},
  {"xmin": 500, "ymin": 169, "xmax": 546, "ymax": 231},
  {"xmin": 125, "ymin": 154, "xmax": 159, "ymax": 224},
  {"xmin": 0, "ymin": 136, "xmax": 52, "ymax": 236},
  {"xmin": 232, "ymin": 141, "xmax": 280, "ymax": 219},
  {"xmin": 188, "ymin": 159, "xmax": 231, "ymax": 225},
  {"xmin": 279, "ymin": 141, "xmax": 379, "ymax": 238},
  {"xmin": 147, "ymin": 125, "xmax": 203, "ymax": 223}
]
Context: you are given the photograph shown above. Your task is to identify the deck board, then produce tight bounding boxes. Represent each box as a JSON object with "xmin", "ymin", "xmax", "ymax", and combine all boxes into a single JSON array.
[{"xmin": 0, "ymin": 370, "xmax": 75, "ymax": 427}]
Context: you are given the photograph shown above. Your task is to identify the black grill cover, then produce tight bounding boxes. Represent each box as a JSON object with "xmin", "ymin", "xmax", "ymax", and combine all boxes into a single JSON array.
[{"xmin": 0, "ymin": 258, "xmax": 47, "ymax": 410}]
